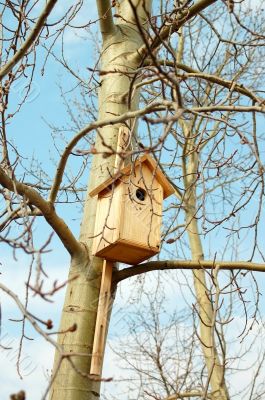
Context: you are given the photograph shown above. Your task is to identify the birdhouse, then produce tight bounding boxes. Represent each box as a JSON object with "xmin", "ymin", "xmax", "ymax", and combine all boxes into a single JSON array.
[{"xmin": 89, "ymin": 154, "xmax": 174, "ymax": 265}]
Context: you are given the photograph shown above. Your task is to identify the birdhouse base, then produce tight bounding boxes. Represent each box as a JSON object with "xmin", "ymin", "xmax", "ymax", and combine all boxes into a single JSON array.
[{"xmin": 94, "ymin": 239, "xmax": 159, "ymax": 265}]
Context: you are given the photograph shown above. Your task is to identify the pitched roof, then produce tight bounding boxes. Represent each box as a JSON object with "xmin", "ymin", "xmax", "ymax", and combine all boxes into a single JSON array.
[{"xmin": 89, "ymin": 154, "xmax": 174, "ymax": 199}]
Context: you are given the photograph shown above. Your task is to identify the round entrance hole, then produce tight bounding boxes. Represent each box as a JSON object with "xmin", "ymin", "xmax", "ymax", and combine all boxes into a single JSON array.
[{"xmin": 136, "ymin": 187, "xmax": 146, "ymax": 202}]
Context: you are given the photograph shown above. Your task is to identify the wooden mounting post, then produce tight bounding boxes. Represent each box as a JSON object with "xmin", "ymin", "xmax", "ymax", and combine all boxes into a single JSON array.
[
  {"xmin": 114, "ymin": 126, "xmax": 130, "ymax": 171},
  {"xmin": 90, "ymin": 259, "xmax": 113, "ymax": 376}
]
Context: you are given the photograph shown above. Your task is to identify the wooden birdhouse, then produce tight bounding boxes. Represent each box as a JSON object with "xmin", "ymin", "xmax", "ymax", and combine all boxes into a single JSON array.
[{"xmin": 89, "ymin": 154, "xmax": 174, "ymax": 265}]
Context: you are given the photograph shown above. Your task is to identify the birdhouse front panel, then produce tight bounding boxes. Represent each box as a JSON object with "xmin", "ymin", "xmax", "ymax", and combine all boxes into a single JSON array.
[
  {"xmin": 90, "ymin": 155, "xmax": 174, "ymax": 265},
  {"xmin": 120, "ymin": 163, "xmax": 163, "ymax": 249}
]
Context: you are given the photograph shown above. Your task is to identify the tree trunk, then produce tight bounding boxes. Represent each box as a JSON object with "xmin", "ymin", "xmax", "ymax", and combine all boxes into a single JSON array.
[
  {"xmin": 184, "ymin": 146, "xmax": 230, "ymax": 400},
  {"xmin": 49, "ymin": 2, "xmax": 150, "ymax": 399}
]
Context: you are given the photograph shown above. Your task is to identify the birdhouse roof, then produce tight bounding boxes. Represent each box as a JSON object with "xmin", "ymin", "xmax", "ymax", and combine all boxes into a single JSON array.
[{"xmin": 89, "ymin": 154, "xmax": 174, "ymax": 199}]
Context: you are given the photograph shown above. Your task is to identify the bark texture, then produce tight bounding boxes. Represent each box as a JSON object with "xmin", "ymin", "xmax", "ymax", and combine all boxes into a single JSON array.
[
  {"xmin": 184, "ymin": 140, "xmax": 230, "ymax": 400},
  {"xmin": 49, "ymin": 2, "xmax": 150, "ymax": 399}
]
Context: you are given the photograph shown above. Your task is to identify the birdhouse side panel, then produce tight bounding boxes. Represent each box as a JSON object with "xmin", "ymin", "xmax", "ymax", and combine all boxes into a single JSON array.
[
  {"xmin": 92, "ymin": 183, "xmax": 124, "ymax": 256},
  {"xmin": 120, "ymin": 164, "xmax": 163, "ymax": 250}
]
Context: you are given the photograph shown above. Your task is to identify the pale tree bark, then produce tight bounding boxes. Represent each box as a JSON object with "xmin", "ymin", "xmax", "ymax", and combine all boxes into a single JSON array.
[
  {"xmin": 49, "ymin": 1, "xmax": 151, "ymax": 399},
  {"xmin": 175, "ymin": 20, "xmax": 229, "ymax": 397},
  {"xmin": 183, "ymin": 129, "xmax": 230, "ymax": 400}
]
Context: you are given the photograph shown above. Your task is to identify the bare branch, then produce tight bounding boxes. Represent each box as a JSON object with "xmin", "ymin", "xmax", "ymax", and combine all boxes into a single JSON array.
[
  {"xmin": 114, "ymin": 260, "xmax": 265, "ymax": 283},
  {"xmin": 96, "ymin": 0, "xmax": 115, "ymax": 37},
  {"xmin": 48, "ymin": 98, "xmax": 265, "ymax": 203},
  {"xmin": 48, "ymin": 101, "xmax": 182, "ymax": 203},
  {"xmin": 163, "ymin": 392, "xmax": 211, "ymax": 399},
  {"xmin": 0, "ymin": 166, "xmax": 84, "ymax": 256},
  {"xmin": 152, "ymin": 60, "xmax": 262, "ymax": 104},
  {"xmin": 138, "ymin": 0, "xmax": 217, "ymax": 56},
  {"xmin": 191, "ymin": 105, "xmax": 265, "ymax": 113},
  {"xmin": 0, "ymin": 0, "xmax": 58, "ymax": 80},
  {"xmin": 0, "ymin": 282, "xmax": 59, "ymax": 350}
]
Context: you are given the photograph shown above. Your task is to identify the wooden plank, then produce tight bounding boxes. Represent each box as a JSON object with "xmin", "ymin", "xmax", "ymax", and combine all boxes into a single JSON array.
[
  {"xmin": 90, "ymin": 260, "xmax": 113, "ymax": 376},
  {"xmin": 120, "ymin": 163, "xmax": 163, "ymax": 250},
  {"xmin": 114, "ymin": 126, "xmax": 130, "ymax": 171},
  {"xmin": 95, "ymin": 239, "xmax": 160, "ymax": 265}
]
